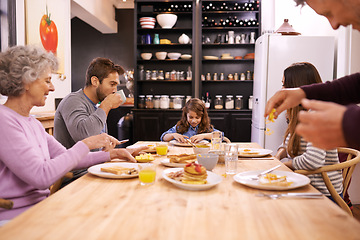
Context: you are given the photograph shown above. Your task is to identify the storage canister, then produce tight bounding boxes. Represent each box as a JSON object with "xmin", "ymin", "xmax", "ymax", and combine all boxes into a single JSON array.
[
  {"xmin": 173, "ymin": 95, "xmax": 183, "ymax": 109},
  {"xmin": 145, "ymin": 95, "xmax": 154, "ymax": 109},
  {"xmin": 214, "ymin": 95, "xmax": 223, "ymax": 109},
  {"xmin": 225, "ymin": 95, "xmax": 234, "ymax": 109},
  {"xmin": 154, "ymin": 95, "xmax": 161, "ymax": 109},
  {"xmin": 248, "ymin": 96, "xmax": 253, "ymax": 109},
  {"xmin": 160, "ymin": 95, "xmax": 170, "ymax": 109},
  {"xmin": 138, "ymin": 95, "xmax": 145, "ymax": 109},
  {"xmin": 235, "ymin": 95, "xmax": 243, "ymax": 109}
]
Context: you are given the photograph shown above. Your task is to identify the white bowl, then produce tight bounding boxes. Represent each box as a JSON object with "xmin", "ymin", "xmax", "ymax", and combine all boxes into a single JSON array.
[
  {"xmin": 197, "ymin": 153, "xmax": 219, "ymax": 171},
  {"xmin": 181, "ymin": 54, "xmax": 192, "ymax": 60},
  {"xmin": 193, "ymin": 145, "xmax": 210, "ymax": 155},
  {"xmin": 156, "ymin": 14, "xmax": 177, "ymax": 29},
  {"xmin": 155, "ymin": 52, "xmax": 167, "ymax": 60},
  {"xmin": 167, "ymin": 52, "xmax": 181, "ymax": 60},
  {"xmin": 141, "ymin": 25, "xmax": 155, "ymax": 29},
  {"xmin": 141, "ymin": 53, "xmax": 152, "ymax": 60}
]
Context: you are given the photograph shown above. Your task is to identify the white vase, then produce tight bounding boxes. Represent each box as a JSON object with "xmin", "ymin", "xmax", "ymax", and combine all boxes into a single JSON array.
[{"xmin": 178, "ymin": 34, "xmax": 190, "ymax": 44}]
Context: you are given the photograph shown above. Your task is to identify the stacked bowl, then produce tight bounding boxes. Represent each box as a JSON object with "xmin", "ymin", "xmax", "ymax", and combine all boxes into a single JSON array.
[{"xmin": 140, "ymin": 17, "xmax": 156, "ymax": 29}]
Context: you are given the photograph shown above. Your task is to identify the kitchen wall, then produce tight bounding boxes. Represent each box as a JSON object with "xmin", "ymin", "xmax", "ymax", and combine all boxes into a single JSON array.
[{"xmin": 71, "ymin": 9, "xmax": 134, "ymax": 92}]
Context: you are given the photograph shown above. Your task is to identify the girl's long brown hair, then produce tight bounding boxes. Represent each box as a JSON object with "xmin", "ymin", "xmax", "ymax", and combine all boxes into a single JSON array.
[
  {"xmin": 283, "ymin": 62, "xmax": 322, "ymax": 157},
  {"xmin": 176, "ymin": 98, "xmax": 214, "ymax": 134}
]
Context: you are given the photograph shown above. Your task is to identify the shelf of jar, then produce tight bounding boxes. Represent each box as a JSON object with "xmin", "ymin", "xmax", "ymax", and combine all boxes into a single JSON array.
[
  {"xmin": 202, "ymin": 27, "xmax": 259, "ymax": 30},
  {"xmin": 137, "ymin": 80, "xmax": 192, "ymax": 83},
  {"xmin": 132, "ymin": 108, "xmax": 252, "ymax": 112},
  {"xmin": 202, "ymin": 80, "xmax": 253, "ymax": 83},
  {"xmin": 138, "ymin": 59, "xmax": 192, "ymax": 62}
]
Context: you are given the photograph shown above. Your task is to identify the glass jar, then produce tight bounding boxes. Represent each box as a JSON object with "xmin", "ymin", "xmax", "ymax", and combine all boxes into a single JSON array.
[
  {"xmin": 235, "ymin": 95, "xmax": 243, "ymax": 110},
  {"xmin": 145, "ymin": 95, "xmax": 154, "ymax": 109},
  {"xmin": 145, "ymin": 70, "xmax": 151, "ymax": 81},
  {"xmin": 154, "ymin": 95, "xmax": 161, "ymax": 109},
  {"xmin": 248, "ymin": 96, "xmax": 253, "ymax": 109},
  {"xmin": 214, "ymin": 95, "xmax": 223, "ymax": 109},
  {"xmin": 186, "ymin": 95, "xmax": 192, "ymax": 103},
  {"xmin": 158, "ymin": 70, "xmax": 164, "ymax": 80},
  {"xmin": 173, "ymin": 95, "xmax": 183, "ymax": 109},
  {"xmin": 169, "ymin": 95, "xmax": 175, "ymax": 109},
  {"xmin": 139, "ymin": 65, "xmax": 145, "ymax": 81},
  {"xmin": 160, "ymin": 95, "xmax": 170, "ymax": 109},
  {"xmin": 234, "ymin": 72, "xmax": 239, "ymax": 81},
  {"xmin": 206, "ymin": 72, "xmax": 211, "ymax": 81},
  {"xmin": 170, "ymin": 70, "xmax": 176, "ymax": 81},
  {"xmin": 225, "ymin": 95, "xmax": 234, "ymax": 109},
  {"xmin": 151, "ymin": 70, "xmax": 158, "ymax": 80},
  {"xmin": 220, "ymin": 73, "xmax": 225, "ymax": 81},
  {"xmin": 138, "ymin": 95, "xmax": 145, "ymax": 109}
]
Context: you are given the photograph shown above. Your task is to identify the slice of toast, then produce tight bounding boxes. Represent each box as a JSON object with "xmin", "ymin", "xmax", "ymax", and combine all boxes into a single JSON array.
[{"xmin": 101, "ymin": 166, "xmax": 137, "ymax": 175}]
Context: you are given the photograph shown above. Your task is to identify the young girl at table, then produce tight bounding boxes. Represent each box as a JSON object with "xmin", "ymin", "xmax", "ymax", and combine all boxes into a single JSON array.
[
  {"xmin": 161, "ymin": 98, "xmax": 222, "ymax": 143},
  {"xmin": 275, "ymin": 62, "xmax": 343, "ymax": 200}
]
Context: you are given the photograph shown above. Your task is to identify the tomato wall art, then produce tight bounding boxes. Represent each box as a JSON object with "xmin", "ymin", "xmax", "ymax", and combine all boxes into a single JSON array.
[{"xmin": 39, "ymin": 9, "xmax": 58, "ymax": 53}]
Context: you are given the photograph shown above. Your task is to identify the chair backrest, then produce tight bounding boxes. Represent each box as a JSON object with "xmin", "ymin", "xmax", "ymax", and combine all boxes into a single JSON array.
[
  {"xmin": 49, "ymin": 171, "xmax": 74, "ymax": 195},
  {"xmin": 223, "ymin": 136, "xmax": 231, "ymax": 143},
  {"xmin": 0, "ymin": 198, "xmax": 13, "ymax": 210},
  {"xmin": 295, "ymin": 147, "xmax": 360, "ymax": 216}
]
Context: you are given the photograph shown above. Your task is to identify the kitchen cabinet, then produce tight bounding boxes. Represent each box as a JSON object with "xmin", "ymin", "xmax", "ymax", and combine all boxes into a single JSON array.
[{"xmin": 133, "ymin": 109, "xmax": 251, "ymax": 142}]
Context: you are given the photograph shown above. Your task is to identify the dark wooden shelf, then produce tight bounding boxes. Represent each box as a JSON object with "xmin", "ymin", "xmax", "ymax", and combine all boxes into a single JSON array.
[
  {"xmin": 137, "ymin": 59, "xmax": 192, "ymax": 62},
  {"xmin": 138, "ymin": 12, "xmax": 192, "ymax": 16},
  {"xmin": 202, "ymin": 80, "xmax": 253, "ymax": 83},
  {"xmin": 202, "ymin": 10, "xmax": 259, "ymax": 14},
  {"xmin": 202, "ymin": 59, "xmax": 254, "ymax": 62},
  {"xmin": 138, "ymin": 28, "xmax": 193, "ymax": 32},
  {"xmin": 138, "ymin": 80, "xmax": 192, "ymax": 83},
  {"xmin": 138, "ymin": 43, "xmax": 192, "ymax": 47},
  {"xmin": 202, "ymin": 26, "xmax": 259, "ymax": 30},
  {"xmin": 202, "ymin": 43, "xmax": 254, "ymax": 47}
]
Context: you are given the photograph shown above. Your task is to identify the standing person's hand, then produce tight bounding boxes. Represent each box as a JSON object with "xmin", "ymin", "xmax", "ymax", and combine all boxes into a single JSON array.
[
  {"xmin": 81, "ymin": 133, "xmax": 121, "ymax": 152},
  {"xmin": 99, "ymin": 92, "xmax": 123, "ymax": 113},
  {"xmin": 296, "ymin": 99, "xmax": 347, "ymax": 150},
  {"xmin": 265, "ymin": 88, "xmax": 306, "ymax": 119}
]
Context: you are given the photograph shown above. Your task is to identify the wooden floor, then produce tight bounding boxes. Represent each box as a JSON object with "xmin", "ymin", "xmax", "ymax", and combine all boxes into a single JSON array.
[{"xmin": 353, "ymin": 204, "xmax": 360, "ymax": 222}]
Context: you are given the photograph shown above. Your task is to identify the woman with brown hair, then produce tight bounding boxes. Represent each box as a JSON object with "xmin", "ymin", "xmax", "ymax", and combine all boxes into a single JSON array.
[
  {"xmin": 275, "ymin": 62, "xmax": 343, "ymax": 199},
  {"xmin": 161, "ymin": 98, "xmax": 222, "ymax": 143}
]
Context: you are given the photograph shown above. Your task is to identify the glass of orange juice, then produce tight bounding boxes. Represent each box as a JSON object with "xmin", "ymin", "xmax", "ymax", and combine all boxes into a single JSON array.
[
  {"xmin": 156, "ymin": 142, "xmax": 168, "ymax": 156},
  {"xmin": 139, "ymin": 163, "xmax": 156, "ymax": 186}
]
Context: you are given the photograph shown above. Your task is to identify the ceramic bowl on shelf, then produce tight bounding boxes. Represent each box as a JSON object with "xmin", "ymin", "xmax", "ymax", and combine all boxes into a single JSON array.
[
  {"xmin": 180, "ymin": 54, "xmax": 192, "ymax": 60},
  {"xmin": 140, "ymin": 53, "xmax": 152, "ymax": 60},
  {"xmin": 139, "ymin": 17, "xmax": 156, "ymax": 29},
  {"xmin": 155, "ymin": 52, "xmax": 167, "ymax": 60},
  {"xmin": 156, "ymin": 14, "xmax": 177, "ymax": 29},
  {"xmin": 167, "ymin": 52, "xmax": 181, "ymax": 60}
]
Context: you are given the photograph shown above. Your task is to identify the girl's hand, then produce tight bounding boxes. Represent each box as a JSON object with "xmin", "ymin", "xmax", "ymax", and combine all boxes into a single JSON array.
[
  {"xmin": 190, "ymin": 134, "xmax": 205, "ymax": 143},
  {"xmin": 173, "ymin": 133, "xmax": 189, "ymax": 143},
  {"xmin": 109, "ymin": 148, "xmax": 136, "ymax": 162}
]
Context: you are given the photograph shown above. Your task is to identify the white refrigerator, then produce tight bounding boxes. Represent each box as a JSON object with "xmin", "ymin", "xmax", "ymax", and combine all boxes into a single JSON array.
[{"xmin": 251, "ymin": 34, "xmax": 335, "ymax": 153}]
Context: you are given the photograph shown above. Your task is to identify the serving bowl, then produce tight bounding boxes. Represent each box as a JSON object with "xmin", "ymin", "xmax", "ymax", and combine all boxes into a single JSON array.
[
  {"xmin": 167, "ymin": 52, "xmax": 181, "ymax": 60},
  {"xmin": 181, "ymin": 54, "xmax": 192, "ymax": 60},
  {"xmin": 193, "ymin": 145, "xmax": 210, "ymax": 155},
  {"xmin": 197, "ymin": 153, "xmax": 219, "ymax": 171},
  {"xmin": 155, "ymin": 52, "xmax": 167, "ymax": 60},
  {"xmin": 156, "ymin": 14, "xmax": 177, "ymax": 29},
  {"xmin": 141, "ymin": 53, "xmax": 152, "ymax": 60}
]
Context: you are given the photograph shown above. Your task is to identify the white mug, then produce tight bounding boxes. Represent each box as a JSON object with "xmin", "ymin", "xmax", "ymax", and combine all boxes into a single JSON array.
[{"xmin": 117, "ymin": 89, "xmax": 127, "ymax": 105}]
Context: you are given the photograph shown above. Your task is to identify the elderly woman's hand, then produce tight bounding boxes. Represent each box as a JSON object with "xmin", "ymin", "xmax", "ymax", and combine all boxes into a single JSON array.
[
  {"xmin": 81, "ymin": 133, "xmax": 121, "ymax": 152},
  {"xmin": 109, "ymin": 148, "xmax": 137, "ymax": 162},
  {"xmin": 126, "ymin": 145, "xmax": 149, "ymax": 156}
]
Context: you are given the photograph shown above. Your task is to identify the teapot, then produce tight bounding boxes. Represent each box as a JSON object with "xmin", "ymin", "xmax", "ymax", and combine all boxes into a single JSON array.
[{"xmin": 178, "ymin": 33, "xmax": 190, "ymax": 44}]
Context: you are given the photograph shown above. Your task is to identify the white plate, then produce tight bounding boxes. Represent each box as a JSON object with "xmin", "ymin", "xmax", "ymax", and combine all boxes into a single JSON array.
[
  {"xmin": 233, "ymin": 170, "xmax": 310, "ymax": 190},
  {"xmin": 170, "ymin": 139, "xmax": 209, "ymax": 147},
  {"xmin": 126, "ymin": 144, "xmax": 157, "ymax": 153},
  {"xmin": 238, "ymin": 148, "xmax": 273, "ymax": 157},
  {"xmin": 162, "ymin": 168, "xmax": 222, "ymax": 191},
  {"xmin": 161, "ymin": 158, "xmax": 197, "ymax": 168},
  {"xmin": 88, "ymin": 162, "xmax": 139, "ymax": 179}
]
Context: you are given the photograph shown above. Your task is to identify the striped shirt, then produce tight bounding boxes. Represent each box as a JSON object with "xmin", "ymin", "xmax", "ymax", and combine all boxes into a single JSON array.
[{"xmin": 284, "ymin": 135, "xmax": 343, "ymax": 196}]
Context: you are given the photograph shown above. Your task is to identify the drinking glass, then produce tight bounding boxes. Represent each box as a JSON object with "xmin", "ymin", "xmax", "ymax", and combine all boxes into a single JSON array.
[
  {"xmin": 156, "ymin": 142, "xmax": 168, "ymax": 156},
  {"xmin": 224, "ymin": 143, "xmax": 238, "ymax": 175},
  {"xmin": 211, "ymin": 131, "xmax": 223, "ymax": 151},
  {"xmin": 139, "ymin": 163, "xmax": 156, "ymax": 186}
]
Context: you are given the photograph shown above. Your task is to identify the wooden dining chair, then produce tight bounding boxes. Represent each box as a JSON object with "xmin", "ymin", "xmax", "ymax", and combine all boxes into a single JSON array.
[
  {"xmin": 295, "ymin": 147, "xmax": 360, "ymax": 216},
  {"xmin": 49, "ymin": 172, "xmax": 74, "ymax": 195},
  {"xmin": 0, "ymin": 198, "xmax": 13, "ymax": 210},
  {"xmin": 223, "ymin": 136, "xmax": 231, "ymax": 143}
]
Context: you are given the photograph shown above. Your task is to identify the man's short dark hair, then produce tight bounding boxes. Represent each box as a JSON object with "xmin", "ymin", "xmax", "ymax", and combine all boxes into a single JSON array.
[{"xmin": 85, "ymin": 57, "xmax": 125, "ymax": 86}]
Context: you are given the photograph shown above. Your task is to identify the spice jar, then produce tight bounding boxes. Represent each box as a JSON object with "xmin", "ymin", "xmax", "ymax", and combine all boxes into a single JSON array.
[
  {"xmin": 240, "ymin": 72, "xmax": 246, "ymax": 81},
  {"xmin": 235, "ymin": 95, "xmax": 243, "ymax": 110},
  {"xmin": 151, "ymin": 70, "xmax": 158, "ymax": 80},
  {"xmin": 154, "ymin": 95, "xmax": 161, "ymax": 109},
  {"xmin": 225, "ymin": 95, "xmax": 234, "ymax": 109},
  {"xmin": 248, "ymin": 96, "xmax": 253, "ymax": 109},
  {"xmin": 138, "ymin": 95, "xmax": 145, "ymax": 109},
  {"xmin": 220, "ymin": 73, "xmax": 225, "ymax": 81},
  {"xmin": 145, "ymin": 95, "xmax": 154, "ymax": 109},
  {"xmin": 173, "ymin": 95, "xmax": 183, "ymax": 109},
  {"xmin": 169, "ymin": 96, "xmax": 175, "ymax": 109},
  {"xmin": 246, "ymin": 70, "xmax": 252, "ymax": 80},
  {"xmin": 186, "ymin": 95, "xmax": 192, "ymax": 103},
  {"xmin": 234, "ymin": 73, "xmax": 239, "ymax": 80},
  {"xmin": 227, "ymin": 73, "xmax": 234, "ymax": 80},
  {"xmin": 214, "ymin": 95, "xmax": 223, "ymax": 109},
  {"xmin": 145, "ymin": 70, "xmax": 151, "ymax": 81},
  {"xmin": 213, "ymin": 72, "xmax": 218, "ymax": 81},
  {"xmin": 206, "ymin": 73, "xmax": 211, "ymax": 81},
  {"xmin": 160, "ymin": 95, "xmax": 170, "ymax": 109},
  {"xmin": 158, "ymin": 70, "xmax": 164, "ymax": 80}
]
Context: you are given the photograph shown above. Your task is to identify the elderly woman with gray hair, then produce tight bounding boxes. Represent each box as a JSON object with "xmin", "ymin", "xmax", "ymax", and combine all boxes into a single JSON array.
[{"xmin": 0, "ymin": 45, "xmax": 143, "ymax": 223}]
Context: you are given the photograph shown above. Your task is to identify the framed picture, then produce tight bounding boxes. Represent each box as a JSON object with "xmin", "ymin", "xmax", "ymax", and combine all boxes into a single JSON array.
[{"xmin": 0, "ymin": 0, "xmax": 16, "ymax": 51}]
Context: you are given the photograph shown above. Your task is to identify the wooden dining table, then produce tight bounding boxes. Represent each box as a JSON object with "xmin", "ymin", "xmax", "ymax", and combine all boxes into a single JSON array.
[{"xmin": 1, "ymin": 142, "xmax": 360, "ymax": 240}]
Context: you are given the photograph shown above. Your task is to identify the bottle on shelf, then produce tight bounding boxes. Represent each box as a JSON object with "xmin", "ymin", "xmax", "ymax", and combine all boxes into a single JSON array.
[
  {"xmin": 186, "ymin": 66, "xmax": 192, "ymax": 81},
  {"xmin": 204, "ymin": 92, "xmax": 211, "ymax": 109},
  {"xmin": 139, "ymin": 65, "xmax": 145, "ymax": 81}
]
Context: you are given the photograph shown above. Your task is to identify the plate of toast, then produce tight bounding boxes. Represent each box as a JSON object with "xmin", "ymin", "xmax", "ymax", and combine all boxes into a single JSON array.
[
  {"xmin": 126, "ymin": 144, "xmax": 157, "ymax": 153},
  {"xmin": 238, "ymin": 148, "xmax": 273, "ymax": 158},
  {"xmin": 170, "ymin": 139, "xmax": 209, "ymax": 147},
  {"xmin": 88, "ymin": 162, "xmax": 139, "ymax": 179}
]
